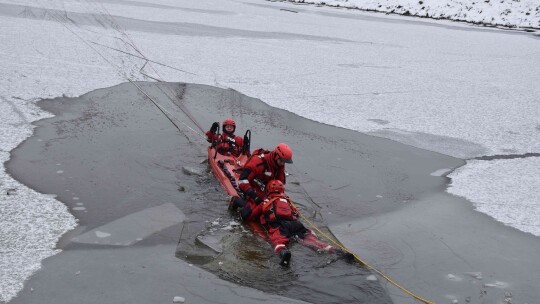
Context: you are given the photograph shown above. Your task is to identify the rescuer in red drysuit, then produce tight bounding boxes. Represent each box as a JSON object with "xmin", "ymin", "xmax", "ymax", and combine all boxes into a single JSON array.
[
  {"xmin": 229, "ymin": 143, "xmax": 293, "ymax": 223},
  {"xmin": 206, "ymin": 119, "xmax": 243, "ymax": 157},
  {"xmin": 260, "ymin": 179, "xmax": 301, "ymax": 266},
  {"xmin": 260, "ymin": 180, "xmax": 338, "ymax": 266}
]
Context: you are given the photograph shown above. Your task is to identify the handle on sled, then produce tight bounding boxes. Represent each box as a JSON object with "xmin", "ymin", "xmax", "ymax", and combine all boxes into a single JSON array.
[
  {"xmin": 212, "ymin": 123, "xmax": 221, "ymax": 159},
  {"xmin": 243, "ymin": 130, "xmax": 251, "ymax": 157}
]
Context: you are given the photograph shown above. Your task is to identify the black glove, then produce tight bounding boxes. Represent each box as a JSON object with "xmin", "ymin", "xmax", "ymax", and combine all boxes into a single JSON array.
[
  {"xmin": 210, "ymin": 122, "xmax": 219, "ymax": 133},
  {"xmin": 245, "ymin": 188, "xmax": 263, "ymax": 205}
]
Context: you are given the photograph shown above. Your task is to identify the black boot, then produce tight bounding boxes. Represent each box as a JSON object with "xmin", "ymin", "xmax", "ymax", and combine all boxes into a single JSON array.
[
  {"xmin": 239, "ymin": 205, "xmax": 252, "ymax": 223},
  {"xmin": 336, "ymin": 249, "xmax": 357, "ymax": 264},
  {"xmin": 279, "ymin": 249, "xmax": 291, "ymax": 267},
  {"xmin": 228, "ymin": 196, "xmax": 246, "ymax": 211}
]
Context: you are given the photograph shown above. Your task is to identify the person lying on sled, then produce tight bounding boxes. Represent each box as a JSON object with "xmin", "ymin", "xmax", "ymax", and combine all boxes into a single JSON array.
[
  {"xmin": 260, "ymin": 180, "xmax": 337, "ymax": 267},
  {"xmin": 206, "ymin": 118, "xmax": 243, "ymax": 157},
  {"xmin": 229, "ymin": 143, "xmax": 293, "ymax": 223}
]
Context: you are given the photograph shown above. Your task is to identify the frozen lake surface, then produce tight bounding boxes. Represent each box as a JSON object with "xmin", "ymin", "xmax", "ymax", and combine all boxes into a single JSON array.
[{"xmin": 1, "ymin": 0, "xmax": 539, "ymax": 302}]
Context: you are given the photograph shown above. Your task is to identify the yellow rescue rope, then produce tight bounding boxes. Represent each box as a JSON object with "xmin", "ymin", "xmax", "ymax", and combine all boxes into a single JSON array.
[{"xmin": 293, "ymin": 202, "xmax": 436, "ymax": 304}]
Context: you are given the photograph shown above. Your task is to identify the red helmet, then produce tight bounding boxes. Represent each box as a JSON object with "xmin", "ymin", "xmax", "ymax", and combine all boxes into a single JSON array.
[
  {"xmin": 222, "ymin": 119, "xmax": 236, "ymax": 133},
  {"xmin": 266, "ymin": 180, "xmax": 284, "ymax": 195},
  {"xmin": 274, "ymin": 143, "xmax": 293, "ymax": 164}
]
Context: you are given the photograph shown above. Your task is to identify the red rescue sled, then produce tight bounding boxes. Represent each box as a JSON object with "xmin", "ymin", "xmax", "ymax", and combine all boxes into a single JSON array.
[
  {"xmin": 207, "ymin": 130, "xmax": 268, "ymax": 238},
  {"xmin": 207, "ymin": 129, "xmax": 340, "ymax": 254}
]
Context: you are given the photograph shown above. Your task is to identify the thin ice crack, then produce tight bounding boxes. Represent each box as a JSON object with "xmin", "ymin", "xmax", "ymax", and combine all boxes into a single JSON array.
[{"xmin": 471, "ymin": 153, "xmax": 540, "ymax": 161}]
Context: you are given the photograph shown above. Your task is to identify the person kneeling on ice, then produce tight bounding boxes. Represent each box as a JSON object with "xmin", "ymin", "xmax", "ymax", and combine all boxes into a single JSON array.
[
  {"xmin": 229, "ymin": 143, "xmax": 293, "ymax": 223},
  {"xmin": 260, "ymin": 180, "xmax": 339, "ymax": 266},
  {"xmin": 206, "ymin": 119, "xmax": 243, "ymax": 157}
]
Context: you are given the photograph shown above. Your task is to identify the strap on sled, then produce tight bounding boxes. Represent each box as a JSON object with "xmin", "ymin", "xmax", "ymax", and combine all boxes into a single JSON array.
[{"xmin": 212, "ymin": 122, "xmax": 221, "ymax": 159}]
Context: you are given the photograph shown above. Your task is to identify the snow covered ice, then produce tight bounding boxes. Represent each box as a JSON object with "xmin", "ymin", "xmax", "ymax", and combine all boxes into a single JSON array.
[
  {"xmin": 448, "ymin": 158, "xmax": 540, "ymax": 236},
  {"xmin": 1, "ymin": 0, "xmax": 539, "ymax": 302},
  {"xmin": 285, "ymin": 0, "xmax": 540, "ymax": 29}
]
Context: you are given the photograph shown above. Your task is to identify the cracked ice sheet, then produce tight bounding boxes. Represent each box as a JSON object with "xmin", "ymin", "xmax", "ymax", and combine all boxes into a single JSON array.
[
  {"xmin": 448, "ymin": 158, "xmax": 540, "ymax": 237},
  {"xmin": 0, "ymin": 14, "xmax": 131, "ymax": 302},
  {"xmin": 71, "ymin": 203, "xmax": 185, "ymax": 246},
  {"xmin": 0, "ymin": 97, "xmax": 76, "ymax": 302},
  {"xmin": 0, "ymin": 152, "xmax": 77, "ymax": 303}
]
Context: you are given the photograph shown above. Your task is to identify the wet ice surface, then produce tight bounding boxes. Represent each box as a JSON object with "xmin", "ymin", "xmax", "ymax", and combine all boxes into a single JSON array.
[
  {"xmin": 72, "ymin": 203, "xmax": 185, "ymax": 246},
  {"xmin": 430, "ymin": 168, "xmax": 452, "ymax": 177},
  {"xmin": 330, "ymin": 202, "xmax": 539, "ymax": 303}
]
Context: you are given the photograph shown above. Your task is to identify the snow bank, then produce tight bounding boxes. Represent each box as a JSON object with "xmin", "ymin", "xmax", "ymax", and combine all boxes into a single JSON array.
[{"xmin": 287, "ymin": 0, "xmax": 540, "ymax": 29}]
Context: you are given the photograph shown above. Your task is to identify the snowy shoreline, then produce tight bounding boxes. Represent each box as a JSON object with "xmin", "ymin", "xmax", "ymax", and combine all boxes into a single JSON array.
[{"xmin": 284, "ymin": 0, "xmax": 540, "ymax": 29}]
